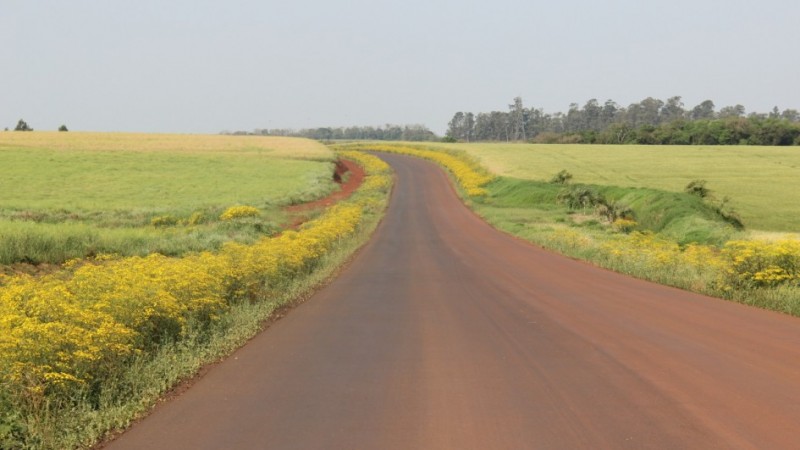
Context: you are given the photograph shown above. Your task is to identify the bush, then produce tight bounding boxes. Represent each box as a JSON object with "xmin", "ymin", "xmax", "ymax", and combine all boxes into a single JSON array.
[
  {"xmin": 720, "ymin": 240, "xmax": 800, "ymax": 288},
  {"xmin": 14, "ymin": 119, "xmax": 32, "ymax": 132},
  {"xmin": 220, "ymin": 205, "xmax": 260, "ymax": 221},
  {"xmin": 151, "ymin": 215, "xmax": 179, "ymax": 227},
  {"xmin": 685, "ymin": 180, "xmax": 711, "ymax": 198},
  {"xmin": 188, "ymin": 211, "xmax": 208, "ymax": 225},
  {"xmin": 549, "ymin": 169, "xmax": 573, "ymax": 185},
  {"xmin": 557, "ymin": 186, "xmax": 604, "ymax": 211},
  {"xmin": 597, "ymin": 201, "xmax": 634, "ymax": 223}
]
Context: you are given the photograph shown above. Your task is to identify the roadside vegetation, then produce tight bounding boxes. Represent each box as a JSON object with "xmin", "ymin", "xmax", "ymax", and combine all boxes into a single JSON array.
[
  {"xmin": 0, "ymin": 133, "xmax": 336, "ymax": 266},
  {"xmin": 331, "ymin": 143, "xmax": 493, "ymax": 196},
  {"xmin": 0, "ymin": 135, "xmax": 393, "ymax": 449},
  {"xmin": 340, "ymin": 142, "xmax": 800, "ymax": 317},
  {"xmin": 430, "ymin": 143, "xmax": 800, "ymax": 233}
]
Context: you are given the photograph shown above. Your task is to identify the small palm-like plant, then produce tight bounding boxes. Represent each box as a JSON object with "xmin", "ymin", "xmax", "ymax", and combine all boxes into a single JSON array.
[
  {"xmin": 685, "ymin": 179, "xmax": 711, "ymax": 198},
  {"xmin": 549, "ymin": 169, "xmax": 573, "ymax": 185}
]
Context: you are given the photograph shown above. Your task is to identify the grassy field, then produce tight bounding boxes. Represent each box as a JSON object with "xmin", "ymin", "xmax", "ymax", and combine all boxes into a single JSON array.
[
  {"xmin": 0, "ymin": 132, "xmax": 329, "ymax": 158},
  {"xmin": 0, "ymin": 132, "xmax": 336, "ymax": 265},
  {"xmin": 429, "ymin": 143, "xmax": 800, "ymax": 233}
]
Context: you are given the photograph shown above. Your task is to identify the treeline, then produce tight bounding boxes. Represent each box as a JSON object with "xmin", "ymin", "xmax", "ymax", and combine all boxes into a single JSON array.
[
  {"xmin": 446, "ymin": 97, "xmax": 800, "ymax": 145},
  {"xmin": 223, "ymin": 124, "xmax": 438, "ymax": 141}
]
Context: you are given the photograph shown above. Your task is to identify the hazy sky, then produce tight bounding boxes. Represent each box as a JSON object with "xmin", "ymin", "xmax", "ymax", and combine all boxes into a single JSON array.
[{"xmin": 3, "ymin": 0, "xmax": 799, "ymax": 134}]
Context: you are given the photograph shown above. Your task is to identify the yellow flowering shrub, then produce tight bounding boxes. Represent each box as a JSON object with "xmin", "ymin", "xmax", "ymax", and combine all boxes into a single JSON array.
[
  {"xmin": 590, "ymin": 230, "xmax": 800, "ymax": 291},
  {"xmin": 150, "ymin": 215, "xmax": 179, "ymax": 227},
  {"xmin": 333, "ymin": 143, "xmax": 493, "ymax": 196},
  {"xmin": 219, "ymin": 205, "xmax": 260, "ymax": 221},
  {"xmin": 720, "ymin": 239, "xmax": 800, "ymax": 288},
  {"xmin": 337, "ymin": 150, "xmax": 390, "ymax": 175},
  {"xmin": 338, "ymin": 150, "xmax": 393, "ymax": 193},
  {"xmin": 0, "ymin": 152, "xmax": 391, "ymax": 411}
]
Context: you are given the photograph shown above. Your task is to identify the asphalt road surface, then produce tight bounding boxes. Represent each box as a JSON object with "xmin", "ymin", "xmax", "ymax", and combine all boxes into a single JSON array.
[{"xmin": 108, "ymin": 153, "xmax": 800, "ymax": 449}]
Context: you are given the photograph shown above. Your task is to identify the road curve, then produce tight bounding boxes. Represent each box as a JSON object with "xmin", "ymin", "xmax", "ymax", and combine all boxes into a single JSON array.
[{"xmin": 108, "ymin": 154, "xmax": 800, "ymax": 449}]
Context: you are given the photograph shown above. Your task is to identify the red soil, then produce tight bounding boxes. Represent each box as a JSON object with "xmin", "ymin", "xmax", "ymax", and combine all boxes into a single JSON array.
[{"xmin": 283, "ymin": 159, "xmax": 364, "ymax": 228}]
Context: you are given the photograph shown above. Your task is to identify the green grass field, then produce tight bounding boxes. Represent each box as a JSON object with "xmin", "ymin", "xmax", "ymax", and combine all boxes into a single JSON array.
[
  {"xmin": 429, "ymin": 143, "xmax": 800, "ymax": 233},
  {"xmin": 0, "ymin": 133, "xmax": 336, "ymax": 265}
]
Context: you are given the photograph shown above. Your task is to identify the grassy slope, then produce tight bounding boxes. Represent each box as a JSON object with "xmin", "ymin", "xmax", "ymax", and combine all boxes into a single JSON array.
[
  {"xmin": 479, "ymin": 177, "xmax": 738, "ymax": 246},
  {"xmin": 0, "ymin": 133, "xmax": 336, "ymax": 265},
  {"xmin": 430, "ymin": 143, "xmax": 800, "ymax": 233}
]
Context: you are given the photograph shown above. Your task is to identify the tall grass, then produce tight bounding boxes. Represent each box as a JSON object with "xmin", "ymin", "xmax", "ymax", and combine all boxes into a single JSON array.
[{"xmin": 0, "ymin": 219, "xmax": 284, "ymax": 265}]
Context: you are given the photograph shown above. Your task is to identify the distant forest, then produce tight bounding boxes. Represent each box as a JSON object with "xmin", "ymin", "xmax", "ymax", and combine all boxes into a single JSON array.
[
  {"xmin": 226, "ymin": 124, "xmax": 437, "ymax": 141},
  {"xmin": 446, "ymin": 97, "xmax": 800, "ymax": 145}
]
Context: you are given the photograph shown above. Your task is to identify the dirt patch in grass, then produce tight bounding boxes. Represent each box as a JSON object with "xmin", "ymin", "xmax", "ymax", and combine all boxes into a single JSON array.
[
  {"xmin": 0, "ymin": 261, "xmax": 61, "ymax": 279},
  {"xmin": 284, "ymin": 159, "xmax": 365, "ymax": 229}
]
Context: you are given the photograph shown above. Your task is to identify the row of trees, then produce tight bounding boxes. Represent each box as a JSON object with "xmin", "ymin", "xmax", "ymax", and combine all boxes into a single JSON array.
[
  {"xmin": 582, "ymin": 117, "xmax": 800, "ymax": 146},
  {"xmin": 225, "ymin": 124, "xmax": 437, "ymax": 141},
  {"xmin": 446, "ymin": 97, "xmax": 800, "ymax": 145}
]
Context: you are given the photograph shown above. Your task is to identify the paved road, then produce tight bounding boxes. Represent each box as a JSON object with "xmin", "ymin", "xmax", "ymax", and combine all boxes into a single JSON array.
[{"xmin": 109, "ymin": 154, "xmax": 800, "ymax": 449}]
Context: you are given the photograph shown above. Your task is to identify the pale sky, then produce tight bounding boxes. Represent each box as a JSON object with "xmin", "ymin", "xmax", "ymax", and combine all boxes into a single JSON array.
[{"xmin": 2, "ymin": 0, "xmax": 799, "ymax": 134}]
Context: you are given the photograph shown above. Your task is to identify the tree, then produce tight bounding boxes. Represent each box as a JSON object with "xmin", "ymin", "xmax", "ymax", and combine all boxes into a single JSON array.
[
  {"xmin": 690, "ymin": 100, "xmax": 715, "ymax": 120},
  {"xmin": 549, "ymin": 170, "xmax": 573, "ymax": 184},
  {"xmin": 463, "ymin": 112, "xmax": 475, "ymax": 142},
  {"xmin": 509, "ymin": 97, "xmax": 526, "ymax": 141},
  {"xmin": 58, "ymin": 125, "xmax": 69, "ymax": 132},
  {"xmin": 14, "ymin": 119, "xmax": 32, "ymax": 131},
  {"xmin": 447, "ymin": 112, "xmax": 466, "ymax": 141},
  {"xmin": 565, "ymin": 103, "xmax": 583, "ymax": 132},
  {"xmin": 638, "ymin": 97, "xmax": 665, "ymax": 125},
  {"xmin": 718, "ymin": 104, "xmax": 746, "ymax": 118},
  {"xmin": 660, "ymin": 96, "xmax": 685, "ymax": 123},
  {"xmin": 600, "ymin": 100, "xmax": 620, "ymax": 129},
  {"xmin": 685, "ymin": 180, "xmax": 711, "ymax": 198},
  {"xmin": 582, "ymin": 99, "xmax": 602, "ymax": 131},
  {"xmin": 781, "ymin": 109, "xmax": 800, "ymax": 122}
]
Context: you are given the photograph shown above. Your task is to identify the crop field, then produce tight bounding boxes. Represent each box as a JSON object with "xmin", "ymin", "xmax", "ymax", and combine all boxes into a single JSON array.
[
  {"xmin": 0, "ymin": 133, "xmax": 336, "ymax": 265},
  {"xmin": 430, "ymin": 143, "xmax": 800, "ymax": 233},
  {"xmin": 0, "ymin": 132, "xmax": 330, "ymax": 158}
]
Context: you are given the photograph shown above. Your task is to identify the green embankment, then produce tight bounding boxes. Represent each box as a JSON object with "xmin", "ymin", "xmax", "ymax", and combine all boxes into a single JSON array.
[
  {"xmin": 429, "ymin": 142, "xmax": 800, "ymax": 233},
  {"xmin": 480, "ymin": 177, "xmax": 737, "ymax": 246}
]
